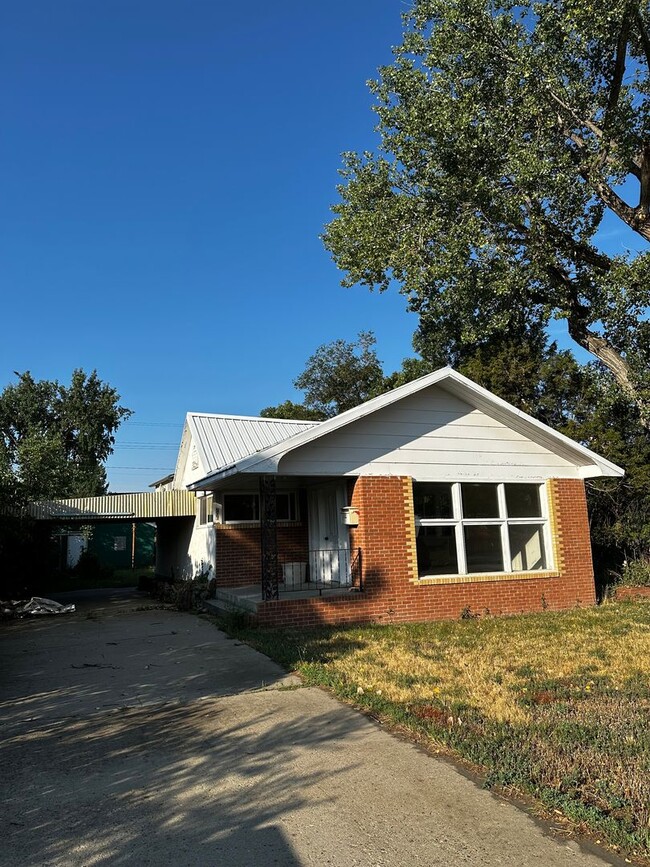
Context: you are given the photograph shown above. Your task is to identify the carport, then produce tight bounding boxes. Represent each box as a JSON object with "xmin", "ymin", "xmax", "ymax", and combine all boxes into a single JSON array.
[{"xmin": 30, "ymin": 490, "xmax": 197, "ymax": 576}]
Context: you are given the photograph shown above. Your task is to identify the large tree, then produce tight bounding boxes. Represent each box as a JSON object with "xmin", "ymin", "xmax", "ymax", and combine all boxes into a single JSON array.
[
  {"xmin": 0, "ymin": 369, "xmax": 131, "ymax": 502},
  {"xmin": 261, "ymin": 331, "xmax": 385, "ymax": 419},
  {"xmin": 323, "ymin": 0, "xmax": 650, "ymax": 421}
]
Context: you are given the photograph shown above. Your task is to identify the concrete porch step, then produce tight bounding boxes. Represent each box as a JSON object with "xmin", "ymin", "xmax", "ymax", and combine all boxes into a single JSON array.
[{"xmin": 205, "ymin": 587, "xmax": 261, "ymax": 615}]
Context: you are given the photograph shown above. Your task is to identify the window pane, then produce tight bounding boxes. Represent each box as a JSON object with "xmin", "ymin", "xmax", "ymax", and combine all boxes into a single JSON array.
[
  {"xmin": 505, "ymin": 484, "xmax": 542, "ymax": 518},
  {"xmin": 509, "ymin": 524, "xmax": 546, "ymax": 571},
  {"xmin": 276, "ymin": 493, "xmax": 297, "ymax": 521},
  {"xmin": 224, "ymin": 494, "xmax": 259, "ymax": 521},
  {"xmin": 464, "ymin": 526, "xmax": 504, "ymax": 572},
  {"xmin": 413, "ymin": 483, "xmax": 453, "ymax": 519},
  {"xmin": 461, "ymin": 484, "xmax": 499, "ymax": 518},
  {"xmin": 416, "ymin": 526, "xmax": 458, "ymax": 576}
]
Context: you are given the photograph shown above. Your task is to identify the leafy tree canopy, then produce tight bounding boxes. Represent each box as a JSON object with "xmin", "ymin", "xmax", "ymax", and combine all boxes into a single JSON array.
[
  {"xmin": 262, "ymin": 331, "xmax": 385, "ymax": 419},
  {"xmin": 323, "ymin": 0, "xmax": 650, "ymax": 421},
  {"xmin": 0, "ymin": 369, "xmax": 131, "ymax": 502},
  {"xmin": 259, "ymin": 400, "xmax": 326, "ymax": 421}
]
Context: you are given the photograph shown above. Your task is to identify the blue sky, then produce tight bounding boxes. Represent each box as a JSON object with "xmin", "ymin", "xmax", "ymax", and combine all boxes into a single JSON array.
[
  {"xmin": 0, "ymin": 2, "xmax": 638, "ymax": 491},
  {"xmin": 1, "ymin": 0, "xmax": 418, "ymax": 490}
]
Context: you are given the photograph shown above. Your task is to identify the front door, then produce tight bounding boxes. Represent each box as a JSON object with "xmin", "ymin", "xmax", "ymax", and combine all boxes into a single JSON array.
[{"xmin": 308, "ymin": 484, "xmax": 350, "ymax": 585}]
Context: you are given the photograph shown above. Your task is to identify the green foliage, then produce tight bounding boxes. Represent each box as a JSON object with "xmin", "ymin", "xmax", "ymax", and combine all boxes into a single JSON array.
[
  {"xmin": 259, "ymin": 400, "xmax": 326, "ymax": 421},
  {"xmin": 294, "ymin": 331, "xmax": 385, "ymax": 417},
  {"xmin": 573, "ymin": 378, "xmax": 650, "ymax": 564},
  {"xmin": 617, "ymin": 558, "xmax": 650, "ymax": 587},
  {"xmin": 323, "ymin": 0, "xmax": 650, "ymax": 418},
  {"xmin": 263, "ymin": 331, "xmax": 386, "ymax": 419},
  {"xmin": 71, "ymin": 549, "xmax": 113, "ymax": 583},
  {"xmin": 0, "ymin": 369, "xmax": 131, "ymax": 501}
]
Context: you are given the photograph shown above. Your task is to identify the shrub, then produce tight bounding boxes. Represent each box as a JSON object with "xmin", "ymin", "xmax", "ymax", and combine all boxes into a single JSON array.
[{"xmin": 617, "ymin": 558, "xmax": 650, "ymax": 587}]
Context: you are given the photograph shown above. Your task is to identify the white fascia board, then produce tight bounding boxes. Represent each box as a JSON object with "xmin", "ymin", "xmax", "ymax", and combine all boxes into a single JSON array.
[
  {"xmin": 185, "ymin": 413, "xmax": 209, "ymax": 476},
  {"xmin": 187, "ymin": 367, "xmax": 624, "ymax": 490},
  {"xmin": 171, "ymin": 418, "xmax": 193, "ymax": 488}
]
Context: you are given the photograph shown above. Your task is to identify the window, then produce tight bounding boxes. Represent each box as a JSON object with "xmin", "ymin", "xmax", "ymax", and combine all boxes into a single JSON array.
[
  {"xmin": 222, "ymin": 492, "xmax": 298, "ymax": 523},
  {"xmin": 276, "ymin": 492, "xmax": 298, "ymax": 521},
  {"xmin": 199, "ymin": 495, "xmax": 214, "ymax": 526},
  {"xmin": 414, "ymin": 482, "xmax": 549, "ymax": 578}
]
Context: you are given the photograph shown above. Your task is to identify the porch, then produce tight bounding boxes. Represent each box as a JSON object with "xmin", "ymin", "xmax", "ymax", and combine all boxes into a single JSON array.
[
  {"xmin": 209, "ymin": 476, "xmax": 363, "ymax": 602},
  {"xmin": 207, "ymin": 543, "xmax": 363, "ymax": 613}
]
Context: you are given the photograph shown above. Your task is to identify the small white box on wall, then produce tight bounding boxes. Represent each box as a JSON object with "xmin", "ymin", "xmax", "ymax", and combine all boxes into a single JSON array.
[{"xmin": 341, "ymin": 507, "xmax": 360, "ymax": 527}]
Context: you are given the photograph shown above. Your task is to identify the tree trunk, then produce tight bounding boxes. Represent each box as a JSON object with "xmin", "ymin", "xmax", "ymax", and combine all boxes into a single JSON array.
[{"xmin": 567, "ymin": 316, "xmax": 650, "ymax": 430}]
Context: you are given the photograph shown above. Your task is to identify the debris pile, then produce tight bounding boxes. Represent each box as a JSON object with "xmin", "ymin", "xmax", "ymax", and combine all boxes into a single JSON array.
[{"xmin": 1, "ymin": 596, "xmax": 76, "ymax": 618}]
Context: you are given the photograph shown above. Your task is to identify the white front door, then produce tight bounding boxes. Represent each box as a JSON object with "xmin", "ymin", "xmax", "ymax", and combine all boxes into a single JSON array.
[{"xmin": 308, "ymin": 484, "xmax": 350, "ymax": 585}]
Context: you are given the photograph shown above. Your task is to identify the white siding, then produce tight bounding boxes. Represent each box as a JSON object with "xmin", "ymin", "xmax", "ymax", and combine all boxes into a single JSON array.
[
  {"xmin": 175, "ymin": 427, "xmax": 211, "ymax": 488},
  {"xmin": 187, "ymin": 523, "xmax": 216, "ymax": 580},
  {"xmin": 277, "ymin": 385, "xmax": 579, "ymax": 482}
]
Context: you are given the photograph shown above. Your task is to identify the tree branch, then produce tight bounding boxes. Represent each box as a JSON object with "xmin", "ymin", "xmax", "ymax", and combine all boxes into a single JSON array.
[
  {"xmin": 581, "ymin": 169, "xmax": 650, "ymax": 240},
  {"xmin": 633, "ymin": 8, "xmax": 650, "ymax": 70},
  {"xmin": 638, "ymin": 142, "xmax": 650, "ymax": 219},
  {"xmin": 603, "ymin": 14, "xmax": 631, "ymax": 132}
]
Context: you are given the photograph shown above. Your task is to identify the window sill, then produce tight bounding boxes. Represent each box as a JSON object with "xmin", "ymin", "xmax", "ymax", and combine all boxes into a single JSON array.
[{"xmin": 411, "ymin": 570, "xmax": 559, "ymax": 586}]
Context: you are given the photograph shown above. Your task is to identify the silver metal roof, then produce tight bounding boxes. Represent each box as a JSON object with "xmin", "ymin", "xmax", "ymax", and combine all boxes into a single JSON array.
[{"xmin": 187, "ymin": 413, "xmax": 319, "ymax": 475}]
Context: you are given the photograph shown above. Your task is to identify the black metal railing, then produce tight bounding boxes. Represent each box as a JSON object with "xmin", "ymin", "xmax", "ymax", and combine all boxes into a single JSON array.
[{"xmin": 277, "ymin": 547, "xmax": 363, "ymax": 596}]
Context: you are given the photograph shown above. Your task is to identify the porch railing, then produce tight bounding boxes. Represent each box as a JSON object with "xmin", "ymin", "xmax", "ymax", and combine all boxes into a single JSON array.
[{"xmin": 278, "ymin": 547, "xmax": 363, "ymax": 595}]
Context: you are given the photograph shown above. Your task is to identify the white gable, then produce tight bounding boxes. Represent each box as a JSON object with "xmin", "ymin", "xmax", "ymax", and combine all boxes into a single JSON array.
[
  {"xmin": 188, "ymin": 368, "xmax": 624, "ymax": 490},
  {"xmin": 277, "ymin": 385, "xmax": 578, "ymax": 482},
  {"xmin": 173, "ymin": 424, "xmax": 209, "ymax": 488}
]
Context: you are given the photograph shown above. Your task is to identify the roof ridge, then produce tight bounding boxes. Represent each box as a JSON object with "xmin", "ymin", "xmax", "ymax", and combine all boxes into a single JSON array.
[{"xmin": 187, "ymin": 411, "xmax": 318, "ymax": 424}]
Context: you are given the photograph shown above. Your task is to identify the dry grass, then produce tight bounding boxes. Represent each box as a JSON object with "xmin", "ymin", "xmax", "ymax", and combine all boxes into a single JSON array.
[
  {"xmin": 310, "ymin": 604, "xmax": 650, "ymax": 724},
  {"xmin": 220, "ymin": 600, "xmax": 650, "ymax": 861}
]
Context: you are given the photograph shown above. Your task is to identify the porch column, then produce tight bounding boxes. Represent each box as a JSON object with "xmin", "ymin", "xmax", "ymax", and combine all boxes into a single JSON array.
[{"xmin": 260, "ymin": 475, "xmax": 279, "ymax": 600}]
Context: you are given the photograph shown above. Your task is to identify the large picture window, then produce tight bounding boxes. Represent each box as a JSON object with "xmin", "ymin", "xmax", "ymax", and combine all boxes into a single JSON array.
[
  {"xmin": 413, "ymin": 482, "xmax": 550, "ymax": 578},
  {"xmin": 222, "ymin": 491, "xmax": 298, "ymax": 523}
]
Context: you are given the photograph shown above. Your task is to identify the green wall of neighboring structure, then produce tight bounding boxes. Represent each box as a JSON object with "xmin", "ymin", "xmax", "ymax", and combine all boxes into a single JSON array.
[{"xmin": 86, "ymin": 522, "xmax": 155, "ymax": 570}]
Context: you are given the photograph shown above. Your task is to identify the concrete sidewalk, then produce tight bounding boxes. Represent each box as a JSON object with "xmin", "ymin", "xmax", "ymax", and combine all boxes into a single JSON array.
[{"xmin": 0, "ymin": 594, "xmax": 619, "ymax": 866}]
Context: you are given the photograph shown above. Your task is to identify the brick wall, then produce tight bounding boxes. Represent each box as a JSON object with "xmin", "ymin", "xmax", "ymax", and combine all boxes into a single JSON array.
[
  {"xmin": 255, "ymin": 476, "xmax": 596, "ymax": 628},
  {"xmin": 615, "ymin": 586, "xmax": 650, "ymax": 600},
  {"xmin": 215, "ymin": 522, "xmax": 308, "ymax": 587}
]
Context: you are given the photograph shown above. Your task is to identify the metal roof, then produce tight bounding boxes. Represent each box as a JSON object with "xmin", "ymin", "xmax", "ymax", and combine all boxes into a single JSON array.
[
  {"xmin": 186, "ymin": 413, "xmax": 319, "ymax": 476},
  {"xmin": 30, "ymin": 490, "xmax": 197, "ymax": 521}
]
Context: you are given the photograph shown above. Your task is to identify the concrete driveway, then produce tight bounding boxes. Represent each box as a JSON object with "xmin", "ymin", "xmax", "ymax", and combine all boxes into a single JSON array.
[{"xmin": 1, "ymin": 589, "xmax": 619, "ymax": 866}]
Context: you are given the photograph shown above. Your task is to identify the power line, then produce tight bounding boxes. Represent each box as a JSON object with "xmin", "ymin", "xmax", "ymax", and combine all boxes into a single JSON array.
[
  {"xmin": 122, "ymin": 421, "xmax": 183, "ymax": 428},
  {"xmin": 107, "ymin": 466, "xmax": 174, "ymax": 471},
  {"xmin": 113, "ymin": 444, "xmax": 178, "ymax": 450},
  {"xmin": 116, "ymin": 441, "xmax": 179, "ymax": 446}
]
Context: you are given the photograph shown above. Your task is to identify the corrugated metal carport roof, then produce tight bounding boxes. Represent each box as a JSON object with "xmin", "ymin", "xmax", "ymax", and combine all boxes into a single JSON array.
[{"xmin": 30, "ymin": 490, "xmax": 197, "ymax": 521}]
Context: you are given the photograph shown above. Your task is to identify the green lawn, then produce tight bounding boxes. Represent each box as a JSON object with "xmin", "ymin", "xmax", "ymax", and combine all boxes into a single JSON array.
[{"xmin": 216, "ymin": 601, "xmax": 650, "ymax": 862}]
